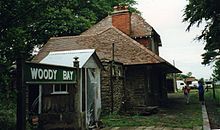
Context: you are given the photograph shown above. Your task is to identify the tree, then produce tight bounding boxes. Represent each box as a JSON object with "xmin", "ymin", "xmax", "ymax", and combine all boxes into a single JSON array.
[
  {"xmin": 183, "ymin": 0, "xmax": 220, "ymax": 64},
  {"xmin": 0, "ymin": 0, "xmax": 137, "ymax": 89},
  {"xmin": 0, "ymin": 0, "xmax": 138, "ymax": 86},
  {"xmin": 0, "ymin": 0, "xmax": 137, "ymax": 65},
  {"xmin": 175, "ymin": 73, "xmax": 186, "ymax": 80},
  {"xmin": 0, "ymin": 0, "xmax": 137, "ymax": 128},
  {"xmin": 186, "ymin": 72, "xmax": 192, "ymax": 77},
  {"xmin": 212, "ymin": 60, "xmax": 220, "ymax": 81}
]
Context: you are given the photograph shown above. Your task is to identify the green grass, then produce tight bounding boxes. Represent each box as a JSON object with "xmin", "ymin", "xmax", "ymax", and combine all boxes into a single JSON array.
[
  {"xmin": 205, "ymin": 87, "xmax": 220, "ymax": 129},
  {"xmin": 214, "ymin": 87, "xmax": 220, "ymax": 104},
  {"xmin": 206, "ymin": 85, "xmax": 220, "ymax": 104},
  {"xmin": 101, "ymin": 91, "xmax": 202, "ymax": 128}
]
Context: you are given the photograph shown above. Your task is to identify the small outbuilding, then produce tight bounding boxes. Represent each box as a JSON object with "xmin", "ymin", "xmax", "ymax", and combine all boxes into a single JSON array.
[{"xmin": 29, "ymin": 49, "xmax": 102, "ymax": 129}]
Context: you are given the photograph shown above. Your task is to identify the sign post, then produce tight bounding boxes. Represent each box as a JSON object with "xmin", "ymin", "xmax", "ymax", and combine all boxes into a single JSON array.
[{"xmin": 16, "ymin": 53, "xmax": 26, "ymax": 130}]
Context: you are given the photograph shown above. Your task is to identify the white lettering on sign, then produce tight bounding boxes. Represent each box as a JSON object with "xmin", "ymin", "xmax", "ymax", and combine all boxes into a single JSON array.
[
  {"xmin": 48, "ymin": 69, "xmax": 54, "ymax": 79},
  {"xmin": 30, "ymin": 68, "xmax": 57, "ymax": 80},
  {"xmin": 63, "ymin": 71, "xmax": 74, "ymax": 80},
  {"xmin": 38, "ymin": 69, "xmax": 43, "ymax": 79}
]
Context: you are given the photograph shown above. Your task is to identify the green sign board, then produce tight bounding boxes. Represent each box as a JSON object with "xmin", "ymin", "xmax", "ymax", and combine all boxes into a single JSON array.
[{"xmin": 24, "ymin": 62, "xmax": 77, "ymax": 84}]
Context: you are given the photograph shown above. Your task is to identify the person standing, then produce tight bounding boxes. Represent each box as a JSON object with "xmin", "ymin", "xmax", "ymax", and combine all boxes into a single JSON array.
[
  {"xmin": 183, "ymin": 84, "xmax": 190, "ymax": 104},
  {"xmin": 198, "ymin": 80, "xmax": 205, "ymax": 105}
]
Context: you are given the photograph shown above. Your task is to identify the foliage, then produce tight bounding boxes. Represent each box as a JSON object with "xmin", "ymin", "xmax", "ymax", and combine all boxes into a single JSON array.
[
  {"xmin": 183, "ymin": 0, "xmax": 220, "ymax": 64},
  {"xmin": 212, "ymin": 60, "xmax": 220, "ymax": 81},
  {"xmin": 0, "ymin": 0, "xmax": 137, "ymax": 129},
  {"xmin": 198, "ymin": 78, "xmax": 205, "ymax": 84},
  {"xmin": 0, "ymin": 91, "xmax": 17, "ymax": 130},
  {"xmin": 175, "ymin": 73, "xmax": 191, "ymax": 80},
  {"xmin": 186, "ymin": 72, "xmax": 192, "ymax": 77},
  {"xmin": 0, "ymin": 0, "xmax": 137, "ymax": 64},
  {"xmin": 0, "ymin": 0, "xmax": 137, "ymax": 90}
]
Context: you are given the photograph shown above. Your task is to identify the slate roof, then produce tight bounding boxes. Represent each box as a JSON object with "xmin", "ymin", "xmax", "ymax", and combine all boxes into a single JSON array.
[
  {"xmin": 130, "ymin": 13, "xmax": 153, "ymax": 37},
  {"xmin": 33, "ymin": 27, "xmax": 166, "ymax": 65},
  {"xmin": 81, "ymin": 13, "xmax": 158, "ymax": 38},
  {"xmin": 33, "ymin": 23, "xmax": 180, "ymax": 73}
]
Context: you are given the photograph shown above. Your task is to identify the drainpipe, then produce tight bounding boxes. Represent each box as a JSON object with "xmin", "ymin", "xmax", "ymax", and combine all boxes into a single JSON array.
[{"xmin": 173, "ymin": 60, "xmax": 177, "ymax": 92}]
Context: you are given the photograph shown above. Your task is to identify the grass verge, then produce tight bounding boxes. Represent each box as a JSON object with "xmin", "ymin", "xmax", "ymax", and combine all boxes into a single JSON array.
[{"xmin": 101, "ymin": 91, "xmax": 202, "ymax": 128}]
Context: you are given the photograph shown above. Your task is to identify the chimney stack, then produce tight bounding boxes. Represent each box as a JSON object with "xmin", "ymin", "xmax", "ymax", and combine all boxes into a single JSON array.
[{"xmin": 112, "ymin": 6, "xmax": 131, "ymax": 36}]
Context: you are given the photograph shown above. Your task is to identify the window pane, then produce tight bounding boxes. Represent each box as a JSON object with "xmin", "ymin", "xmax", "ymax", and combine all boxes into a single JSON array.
[
  {"xmin": 61, "ymin": 84, "xmax": 67, "ymax": 91},
  {"xmin": 54, "ymin": 84, "xmax": 60, "ymax": 91}
]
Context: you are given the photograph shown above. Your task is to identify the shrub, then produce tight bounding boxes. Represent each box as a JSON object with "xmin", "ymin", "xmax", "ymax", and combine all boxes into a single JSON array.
[{"xmin": 0, "ymin": 91, "xmax": 16, "ymax": 130}]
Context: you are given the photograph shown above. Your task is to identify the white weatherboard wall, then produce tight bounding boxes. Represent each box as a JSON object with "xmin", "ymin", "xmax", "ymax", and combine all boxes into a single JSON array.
[
  {"xmin": 83, "ymin": 56, "xmax": 101, "ymax": 124},
  {"xmin": 40, "ymin": 49, "xmax": 101, "ymax": 128}
]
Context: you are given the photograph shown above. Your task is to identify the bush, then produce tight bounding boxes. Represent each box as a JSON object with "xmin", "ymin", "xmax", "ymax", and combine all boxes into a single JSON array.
[{"xmin": 0, "ymin": 91, "xmax": 16, "ymax": 130}]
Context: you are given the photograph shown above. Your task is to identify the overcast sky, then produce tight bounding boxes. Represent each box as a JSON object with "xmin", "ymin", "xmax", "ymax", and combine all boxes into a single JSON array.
[{"xmin": 135, "ymin": 0, "xmax": 213, "ymax": 79}]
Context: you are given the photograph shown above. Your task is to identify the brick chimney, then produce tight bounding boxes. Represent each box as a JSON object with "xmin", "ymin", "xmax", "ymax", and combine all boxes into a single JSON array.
[{"xmin": 112, "ymin": 6, "xmax": 131, "ymax": 36}]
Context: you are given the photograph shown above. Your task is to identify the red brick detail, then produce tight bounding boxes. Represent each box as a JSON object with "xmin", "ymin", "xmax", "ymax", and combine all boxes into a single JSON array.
[
  {"xmin": 135, "ymin": 38, "xmax": 151, "ymax": 48},
  {"xmin": 112, "ymin": 12, "xmax": 131, "ymax": 35}
]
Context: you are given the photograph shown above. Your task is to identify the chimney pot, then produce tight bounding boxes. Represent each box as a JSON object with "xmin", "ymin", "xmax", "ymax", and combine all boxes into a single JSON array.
[{"xmin": 113, "ymin": 5, "xmax": 129, "ymax": 12}]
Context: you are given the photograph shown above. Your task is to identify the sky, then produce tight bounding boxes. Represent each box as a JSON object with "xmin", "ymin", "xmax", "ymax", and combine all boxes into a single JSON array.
[{"xmin": 135, "ymin": 0, "xmax": 213, "ymax": 79}]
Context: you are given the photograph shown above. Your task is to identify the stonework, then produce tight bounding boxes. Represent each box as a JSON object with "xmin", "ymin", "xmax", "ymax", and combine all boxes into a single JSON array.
[
  {"xmin": 100, "ymin": 61, "xmax": 169, "ymax": 115},
  {"xmin": 101, "ymin": 61, "xmax": 124, "ymax": 114}
]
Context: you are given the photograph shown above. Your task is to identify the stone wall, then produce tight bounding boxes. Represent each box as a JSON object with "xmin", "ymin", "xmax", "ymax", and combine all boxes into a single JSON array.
[
  {"xmin": 101, "ymin": 62, "xmax": 168, "ymax": 114},
  {"xmin": 101, "ymin": 61, "xmax": 124, "ymax": 114}
]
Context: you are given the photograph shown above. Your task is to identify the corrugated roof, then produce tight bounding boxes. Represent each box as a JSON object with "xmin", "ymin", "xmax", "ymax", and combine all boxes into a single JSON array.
[{"xmin": 40, "ymin": 49, "xmax": 95, "ymax": 68}]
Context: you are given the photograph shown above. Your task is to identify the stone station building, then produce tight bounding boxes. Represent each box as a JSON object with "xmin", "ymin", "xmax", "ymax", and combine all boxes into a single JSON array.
[{"xmin": 33, "ymin": 6, "xmax": 181, "ymax": 118}]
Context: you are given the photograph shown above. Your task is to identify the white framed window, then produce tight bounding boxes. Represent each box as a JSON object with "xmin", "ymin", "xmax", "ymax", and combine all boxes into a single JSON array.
[
  {"xmin": 51, "ymin": 84, "xmax": 68, "ymax": 94},
  {"xmin": 88, "ymin": 68, "xmax": 97, "ymax": 84},
  {"xmin": 112, "ymin": 65, "xmax": 123, "ymax": 77},
  {"xmin": 117, "ymin": 66, "xmax": 123, "ymax": 77}
]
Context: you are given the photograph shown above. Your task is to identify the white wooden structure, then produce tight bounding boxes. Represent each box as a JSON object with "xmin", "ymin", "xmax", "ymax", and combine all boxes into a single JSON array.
[{"xmin": 40, "ymin": 49, "xmax": 102, "ymax": 128}]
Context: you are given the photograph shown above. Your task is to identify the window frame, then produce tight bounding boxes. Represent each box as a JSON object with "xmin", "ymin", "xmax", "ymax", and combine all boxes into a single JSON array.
[{"xmin": 51, "ymin": 84, "xmax": 69, "ymax": 95}]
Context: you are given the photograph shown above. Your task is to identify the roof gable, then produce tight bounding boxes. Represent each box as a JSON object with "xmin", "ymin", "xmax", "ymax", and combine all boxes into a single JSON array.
[
  {"xmin": 40, "ymin": 49, "xmax": 102, "ymax": 68},
  {"xmin": 81, "ymin": 13, "xmax": 156, "ymax": 38},
  {"xmin": 94, "ymin": 27, "xmax": 164, "ymax": 65},
  {"xmin": 130, "ymin": 13, "xmax": 152, "ymax": 37}
]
